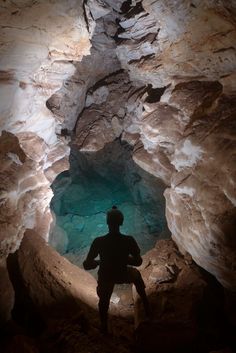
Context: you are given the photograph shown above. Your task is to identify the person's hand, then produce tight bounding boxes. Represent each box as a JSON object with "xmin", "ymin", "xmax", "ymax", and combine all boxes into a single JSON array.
[
  {"xmin": 127, "ymin": 255, "xmax": 142, "ymax": 266},
  {"xmin": 83, "ymin": 259, "xmax": 100, "ymax": 270},
  {"xmin": 95, "ymin": 259, "xmax": 100, "ymax": 267}
]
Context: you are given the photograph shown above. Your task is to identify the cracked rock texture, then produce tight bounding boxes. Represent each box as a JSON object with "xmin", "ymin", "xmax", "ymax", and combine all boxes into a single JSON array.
[
  {"xmin": 0, "ymin": 0, "xmax": 236, "ymax": 329},
  {"xmin": 117, "ymin": 0, "xmax": 236, "ymax": 87},
  {"xmin": 73, "ymin": 0, "xmax": 236, "ymax": 289},
  {"xmin": 134, "ymin": 239, "xmax": 227, "ymax": 353},
  {"xmin": 0, "ymin": 1, "xmax": 90, "ymax": 269},
  {"xmin": 0, "ymin": 0, "xmax": 91, "ymax": 143}
]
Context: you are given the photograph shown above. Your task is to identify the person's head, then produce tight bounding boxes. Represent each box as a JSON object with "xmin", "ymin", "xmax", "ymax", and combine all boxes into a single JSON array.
[{"xmin": 107, "ymin": 206, "xmax": 124, "ymax": 229}]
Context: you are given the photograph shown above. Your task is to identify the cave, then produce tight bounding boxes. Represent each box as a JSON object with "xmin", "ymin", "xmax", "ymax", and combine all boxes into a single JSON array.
[
  {"xmin": 49, "ymin": 140, "xmax": 168, "ymax": 266},
  {"xmin": 0, "ymin": 1, "xmax": 236, "ymax": 353}
]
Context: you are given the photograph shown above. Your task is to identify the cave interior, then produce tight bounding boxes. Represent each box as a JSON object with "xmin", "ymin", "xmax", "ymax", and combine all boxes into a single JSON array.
[{"xmin": 0, "ymin": 0, "xmax": 236, "ymax": 352}]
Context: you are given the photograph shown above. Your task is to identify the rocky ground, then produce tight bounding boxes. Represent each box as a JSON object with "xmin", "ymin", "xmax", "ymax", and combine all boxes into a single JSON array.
[{"xmin": 0, "ymin": 232, "xmax": 235, "ymax": 353}]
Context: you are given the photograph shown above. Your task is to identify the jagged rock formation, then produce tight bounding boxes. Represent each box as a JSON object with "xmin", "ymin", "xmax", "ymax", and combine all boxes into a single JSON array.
[
  {"xmin": 0, "ymin": 0, "xmax": 236, "ymax": 334},
  {"xmin": 74, "ymin": 0, "xmax": 236, "ymax": 289},
  {"xmin": 117, "ymin": 0, "xmax": 236, "ymax": 87},
  {"xmin": 0, "ymin": 0, "xmax": 91, "ymax": 324},
  {"xmin": 46, "ymin": 1, "xmax": 121, "ymax": 131},
  {"xmin": 134, "ymin": 239, "xmax": 214, "ymax": 352},
  {"xmin": 0, "ymin": 0, "xmax": 91, "ymax": 264}
]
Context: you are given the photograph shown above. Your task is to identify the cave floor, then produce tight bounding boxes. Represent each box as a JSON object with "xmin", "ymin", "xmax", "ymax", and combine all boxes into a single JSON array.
[{"xmin": 2, "ymin": 236, "xmax": 236, "ymax": 353}]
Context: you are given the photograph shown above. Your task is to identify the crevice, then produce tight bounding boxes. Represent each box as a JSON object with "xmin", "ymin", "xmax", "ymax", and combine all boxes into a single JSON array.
[
  {"xmin": 82, "ymin": 0, "xmax": 91, "ymax": 34},
  {"xmin": 128, "ymin": 53, "xmax": 155, "ymax": 65},
  {"xmin": 87, "ymin": 69, "xmax": 125, "ymax": 93},
  {"xmin": 145, "ymin": 85, "xmax": 166, "ymax": 103},
  {"xmin": 213, "ymin": 46, "xmax": 235, "ymax": 53},
  {"xmin": 124, "ymin": 1, "xmax": 144, "ymax": 19}
]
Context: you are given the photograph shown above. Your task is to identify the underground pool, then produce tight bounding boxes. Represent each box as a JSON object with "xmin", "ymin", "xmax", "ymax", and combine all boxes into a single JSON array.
[{"xmin": 49, "ymin": 140, "xmax": 169, "ymax": 268}]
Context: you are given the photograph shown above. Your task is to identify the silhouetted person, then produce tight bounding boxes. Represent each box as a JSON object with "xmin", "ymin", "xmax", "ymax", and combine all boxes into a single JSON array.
[{"xmin": 83, "ymin": 206, "xmax": 149, "ymax": 333}]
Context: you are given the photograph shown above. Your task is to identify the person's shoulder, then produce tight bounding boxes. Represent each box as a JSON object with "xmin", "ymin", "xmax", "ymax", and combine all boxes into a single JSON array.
[
  {"xmin": 93, "ymin": 234, "xmax": 108, "ymax": 243},
  {"xmin": 124, "ymin": 235, "xmax": 139, "ymax": 248},
  {"xmin": 121, "ymin": 234, "xmax": 136, "ymax": 242}
]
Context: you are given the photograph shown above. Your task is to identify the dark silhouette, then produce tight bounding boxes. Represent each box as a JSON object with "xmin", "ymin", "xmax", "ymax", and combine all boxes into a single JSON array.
[{"xmin": 83, "ymin": 206, "xmax": 149, "ymax": 333}]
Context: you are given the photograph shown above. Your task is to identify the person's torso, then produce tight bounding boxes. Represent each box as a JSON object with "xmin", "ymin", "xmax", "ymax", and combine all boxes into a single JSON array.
[{"xmin": 96, "ymin": 233, "xmax": 133, "ymax": 281}]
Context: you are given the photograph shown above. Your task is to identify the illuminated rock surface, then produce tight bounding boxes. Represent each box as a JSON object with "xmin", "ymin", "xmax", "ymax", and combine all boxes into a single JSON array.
[
  {"xmin": 9, "ymin": 232, "xmax": 230, "ymax": 353},
  {"xmin": 0, "ymin": 0, "xmax": 88, "ymax": 264},
  {"xmin": 0, "ymin": 0, "xmax": 235, "ymax": 290},
  {"xmin": 0, "ymin": 0, "xmax": 236, "ymax": 351},
  {"xmin": 134, "ymin": 240, "xmax": 208, "ymax": 352}
]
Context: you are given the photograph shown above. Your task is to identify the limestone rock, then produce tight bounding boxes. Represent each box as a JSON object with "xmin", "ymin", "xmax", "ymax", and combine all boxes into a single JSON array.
[
  {"xmin": 88, "ymin": 0, "xmax": 111, "ymax": 20},
  {"xmin": 103, "ymin": 0, "xmax": 124, "ymax": 12},
  {"xmin": 132, "ymin": 143, "xmax": 173, "ymax": 185},
  {"xmin": 17, "ymin": 230, "xmax": 135, "ymax": 341},
  {"xmin": 0, "ymin": 131, "xmax": 49, "ymax": 257},
  {"xmin": 0, "ymin": 259, "xmax": 14, "ymax": 325},
  {"xmin": 117, "ymin": 10, "xmax": 159, "ymax": 79},
  {"xmin": 75, "ymin": 106, "xmax": 118, "ymax": 151},
  {"xmin": 0, "ymin": 0, "xmax": 236, "ymax": 302},
  {"xmin": 46, "ymin": 11, "xmax": 121, "ymax": 131},
  {"xmin": 133, "ymin": 239, "xmax": 208, "ymax": 352},
  {"xmin": 128, "ymin": 80, "xmax": 236, "ymax": 289},
  {"xmin": 74, "ymin": 71, "xmax": 145, "ymax": 151},
  {"xmin": 166, "ymin": 94, "xmax": 236, "ymax": 289},
  {"xmin": 0, "ymin": 0, "xmax": 91, "ymax": 144},
  {"xmin": 0, "ymin": 0, "xmax": 91, "ymax": 262},
  {"xmin": 169, "ymin": 80, "xmax": 223, "ymax": 119},
  {"xmin": 18, "ymin": 230, "xmax": 98, "ymax": 318},
  {"xmin": 117, "ymin": 0, "xmax": 236, "ymax": 87},
  {"xmin": 0, "ymin": 131, "xmax": 70, "ymax": 259}
]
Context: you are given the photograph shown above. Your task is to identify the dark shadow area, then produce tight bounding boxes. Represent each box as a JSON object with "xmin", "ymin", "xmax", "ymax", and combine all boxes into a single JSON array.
[{"xmin": 145, "ymin": 84, "xmax": 167, "ymax": 103}]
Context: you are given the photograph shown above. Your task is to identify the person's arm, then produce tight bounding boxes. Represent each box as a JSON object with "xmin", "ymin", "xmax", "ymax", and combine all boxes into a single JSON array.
[
  {"xmin": 127, "ymin": 237, "xmax": 143, "ymax": 267},
  {"xmin": 83, "ymin": 239, "xmax": 100, "ymax": 270}
]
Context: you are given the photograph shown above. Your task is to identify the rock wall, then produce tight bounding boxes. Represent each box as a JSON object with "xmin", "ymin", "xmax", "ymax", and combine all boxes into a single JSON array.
[
  {"xmin": 0, "ymin": 258, "xmax": 14, "ymax": 326},
  {"xmin": 0, "ymin": 0, "xmax": 236, "ymax": 309},
  {"xmin": 115, "ymin": 0, "xmax": 236, "ymax": 289},
  {"xmin": 74, "ymin": 0, "xmax": 236, "ymax": 289},
  {"xmin": 117, "ymin": 0, "xmax": 236, "ymax": 87},
  {"xmin": 0, "ymin": 0, "xmax": 91, "ymax": 143},
  {"xmin": 18, "ymin": 230, "xmax": 98, "ymax": 317},
  {"xmin": 0, "ymin": 0, "xmax": 91, "ymax": 263}
]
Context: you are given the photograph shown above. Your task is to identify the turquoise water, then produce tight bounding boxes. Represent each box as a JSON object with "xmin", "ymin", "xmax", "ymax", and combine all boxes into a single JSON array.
[{"xmin": 49, "ymin": 141, "xmax": 169, "ymax": 267}]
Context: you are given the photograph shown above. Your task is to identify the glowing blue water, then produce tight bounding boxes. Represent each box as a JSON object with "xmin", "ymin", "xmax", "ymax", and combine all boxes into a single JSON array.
[{"xmin": 49, "ymin": 141, "xmax": 169, "ymax": 267}]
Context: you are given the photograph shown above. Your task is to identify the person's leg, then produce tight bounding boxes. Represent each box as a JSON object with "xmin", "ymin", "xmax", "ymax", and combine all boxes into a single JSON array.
[
  {"xmin": 97, "ymin": 280, "xmax": 114, "ymax": 333},
  {"xmin": 126, "ymin": 267, "xmax": 150, "ymax": 316}
]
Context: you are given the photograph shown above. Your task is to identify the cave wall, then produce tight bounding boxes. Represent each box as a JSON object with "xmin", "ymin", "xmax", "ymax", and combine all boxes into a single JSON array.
[
  {"xmin": 73, "ymin": 0, "xmax": 236, "ymax": 289},
  {"xmin": 0, "ymin": 0, "xmax": 92, "ymax": 258},
  {"xmin": 0, "ymin": 0, "xmax": 235, "ymax": 318},
  {"xmin": 0, "ymin": 0, "xmax": 93, "ymax": 322}
]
